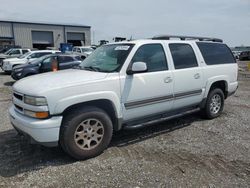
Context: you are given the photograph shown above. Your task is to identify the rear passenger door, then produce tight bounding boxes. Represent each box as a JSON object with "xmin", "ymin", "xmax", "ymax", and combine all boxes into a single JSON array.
[{"xmin": 169, "ymin": 43, "xmax": 204, "ymax": 110}]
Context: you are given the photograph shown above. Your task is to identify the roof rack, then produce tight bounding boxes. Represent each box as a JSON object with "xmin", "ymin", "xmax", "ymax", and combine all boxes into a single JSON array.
[{"xmin": 152, "ymin": 35, "xmax": 223, "ymax": 43}]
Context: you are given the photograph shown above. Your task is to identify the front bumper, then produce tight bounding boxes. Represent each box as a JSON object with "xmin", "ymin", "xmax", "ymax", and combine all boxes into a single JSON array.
[
  {"xmin": 9, "ymin": 105, "xmax": 63, "ymax": 146},
  {"xmin": 1, "ymin": 62, "xmax": 12, "ymax": 71},
  {"xmin": 11, "ymin": 71, "xmax": 22, "ymax": 80}
]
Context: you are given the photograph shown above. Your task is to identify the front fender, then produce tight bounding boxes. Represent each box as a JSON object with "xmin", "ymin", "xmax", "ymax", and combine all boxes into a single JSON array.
[{"xmin": 53, "ymin": 91, "xmax": 122, "ymax": 118}]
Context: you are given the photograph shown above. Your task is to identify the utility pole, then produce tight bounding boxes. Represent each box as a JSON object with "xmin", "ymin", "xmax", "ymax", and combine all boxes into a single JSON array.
[{"xmin": 92, "ymin": 30, "xmax": 95, "ymax": 45}]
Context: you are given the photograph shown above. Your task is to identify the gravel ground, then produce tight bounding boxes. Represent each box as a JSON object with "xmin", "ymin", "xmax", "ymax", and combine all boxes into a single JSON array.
[{"xmin": 0, "ymin": 64, "xmax": 249, "ymax": 188}]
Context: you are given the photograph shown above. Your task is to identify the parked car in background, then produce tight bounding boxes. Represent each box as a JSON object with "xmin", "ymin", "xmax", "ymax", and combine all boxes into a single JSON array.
[
  {"xmin": 232, "ymin": 51, "xmax": 241, "ymax": 59},
  {"xmin": 72, "ymin": 46, "xmax": 94, "ymax": 59},
  {"xmin": 239, "ymin": 51, "xmax": 250, "ymax": 61},
  {"xmin": 0, "ymin": 45, "xmax": 21, "ymax": 54},
  {"xmin": 11, "ymin": 54, "xmax": 82, "ymax": 80},
  {"xmin": 0, "ymin": 48, "xmax": 31, "ymax": 66},
  {"xmin": 1, "ymin": 50, "xmax": 60, "ymax": 74}
]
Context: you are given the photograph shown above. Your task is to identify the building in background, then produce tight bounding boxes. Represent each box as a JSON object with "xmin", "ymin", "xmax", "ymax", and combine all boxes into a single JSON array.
[{"xmin": 0, "ymin": 20, "xmax": 91, "ymax": 50}]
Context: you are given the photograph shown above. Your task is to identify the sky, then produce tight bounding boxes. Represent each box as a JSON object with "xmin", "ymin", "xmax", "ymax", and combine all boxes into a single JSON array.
[{"xmin": 0, "ymin": 0, "xmax": 249, "ymax": 46}]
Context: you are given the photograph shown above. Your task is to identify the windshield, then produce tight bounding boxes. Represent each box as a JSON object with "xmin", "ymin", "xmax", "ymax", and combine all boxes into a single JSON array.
[
  {"xmin": 29, "ymin": 54, "xmax": 53, "ymax": 64},
  {"xmin": 4, "ymin": 49, "xmax": 13, "ymax": 55},
  {"xmin": 79, "ymin": 44, "xmax": 134, "ymax": 72},
  {"xmin": 18, "ymin": 51, "xmax": 32, "ymax": 59}
]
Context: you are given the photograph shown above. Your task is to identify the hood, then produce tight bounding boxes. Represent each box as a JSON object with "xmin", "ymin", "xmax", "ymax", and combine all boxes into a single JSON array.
[
  {"xmin": 0, "ymin": 54, "xmax": 8, "ymax": 58},
  {"xmin": 14, "ymin": 63, "xmax": 36, "ymax": 69},
  {"xmin": 13, "ymin": 69, "xmax": 108, "ymax": 95}
]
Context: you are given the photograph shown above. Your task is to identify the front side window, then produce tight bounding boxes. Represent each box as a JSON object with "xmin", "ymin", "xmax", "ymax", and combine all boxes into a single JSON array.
[
  {"xmin": 197, "ymin": 42, "xmax": 236, "ymax": 65},
  {"xmin": 79, "ymin": 44, "xmax": 134, "ymax": 72},
  {"xmin": 169, "ymin": 43, "xmax": 198, "ymax": 69},
  {"xmin": 131, "ymin": 44, "xmax": 168, "ymax": 72}
]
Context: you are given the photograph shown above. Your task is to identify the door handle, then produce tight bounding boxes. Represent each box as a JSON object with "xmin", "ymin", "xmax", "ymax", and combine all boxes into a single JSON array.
[
  {"xmin": 194, "ymin": 73, "xmax": 200, "ymax": 79},
  {"xmin": 164, "ymin": 77, "xmax": 173, "ymax": 83}
]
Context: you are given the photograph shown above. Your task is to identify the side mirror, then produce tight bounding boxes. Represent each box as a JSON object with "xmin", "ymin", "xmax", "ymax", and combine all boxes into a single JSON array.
[{"xmin": 127, "ymin": 62, "xmax": 147, "ymax": 75}]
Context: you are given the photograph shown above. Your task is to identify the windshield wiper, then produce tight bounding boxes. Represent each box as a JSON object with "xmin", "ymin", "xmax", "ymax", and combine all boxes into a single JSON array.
[{"xmin": 83, "ymin": 66, "xmax": 100, "ymax": 72}]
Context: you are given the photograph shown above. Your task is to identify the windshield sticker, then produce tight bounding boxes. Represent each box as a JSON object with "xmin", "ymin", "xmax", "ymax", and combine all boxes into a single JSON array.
[{"xmin": 115, "ymin": 46, "xmax": 130, "ymax": 51}]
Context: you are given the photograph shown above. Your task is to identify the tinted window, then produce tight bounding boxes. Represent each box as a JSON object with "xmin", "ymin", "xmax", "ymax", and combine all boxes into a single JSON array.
[
  {"xmin": 169, "ymin": 44, "xmax": 198, "ymax": 69},
  {"xmin": 131, "ymin": 44, "xmax": 168, "ymax": 72},
  {"xmin": 59, "ymin": 56, "xmax": 74, "ymax": 63},
  {"xmin": 197, "ymin": 42, "xmax": 236, "ymax": 65},
  {"xmin": 41, "ymin": 57, "xmax": 53, "ymax": 71},
  {"xmin": 22, "ymin": 50, "xmax": 29, "ymax": 54}
]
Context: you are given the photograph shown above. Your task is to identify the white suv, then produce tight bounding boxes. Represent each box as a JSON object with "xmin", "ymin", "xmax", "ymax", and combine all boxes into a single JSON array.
[
  {"xmin": 9, "ymin": 35, "xmax": 238, "ymax": 159},
  {"xmin": 2, "ymin": 50, "xmax": 60, "ymax": 73}
]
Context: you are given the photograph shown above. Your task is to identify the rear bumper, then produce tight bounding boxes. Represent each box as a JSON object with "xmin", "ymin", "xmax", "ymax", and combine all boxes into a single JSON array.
[
  {"xmin": 9, "ymin": 105, "xmax": 62, "ymax": 146},
  {"xmin": 228, "ymin": 81, "xmax": 238, "ymax": 97}
]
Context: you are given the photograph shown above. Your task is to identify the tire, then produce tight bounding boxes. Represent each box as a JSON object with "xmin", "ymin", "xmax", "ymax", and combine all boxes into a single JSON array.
[
  {"xmin": 202, "ymin": 88, "xmax": 225, "ymax": 119},
  {"xmin": 60, "ymin": 106, "xmax": 113, "ymax": 160}
]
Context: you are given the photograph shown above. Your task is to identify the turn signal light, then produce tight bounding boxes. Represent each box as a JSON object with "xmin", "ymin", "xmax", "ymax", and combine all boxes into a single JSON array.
[
  {"xmin": 24, "ymin": 110, "xmax": 49, "ymax": 119},
  {"xmin": 35, "ymin": 111, "xmax": 49, "ymax": 119}
]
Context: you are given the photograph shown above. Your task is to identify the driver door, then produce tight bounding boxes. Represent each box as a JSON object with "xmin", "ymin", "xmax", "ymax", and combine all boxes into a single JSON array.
[
  {"xmin": 121, "ymin": 43, "xmax": 174, "ymax": 121},
  {"xmin": 40, "ymin": 57, "xmax": 54, "ymax": 73}
]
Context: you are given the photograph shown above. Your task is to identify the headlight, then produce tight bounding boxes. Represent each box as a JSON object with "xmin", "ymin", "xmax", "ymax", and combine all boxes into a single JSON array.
[
  {"xmin": 24, "ymin": 95, "xmax": 47, "ymax": 106},
  {"xmin": 24, "ymin": 109, "xmax": 49, "ymax": 119}
]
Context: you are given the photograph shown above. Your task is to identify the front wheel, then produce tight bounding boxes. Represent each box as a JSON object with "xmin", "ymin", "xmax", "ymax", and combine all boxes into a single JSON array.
[
  {"xmin": 60, "ymin": 106, "xmax": 113, "ymax": 160},
  {"xmin": 202, "ymin": 88, "xmax": 225, "ymax": 119}
]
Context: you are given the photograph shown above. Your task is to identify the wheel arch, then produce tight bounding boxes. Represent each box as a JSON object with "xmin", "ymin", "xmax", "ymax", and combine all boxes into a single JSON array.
[
  {"xmin": 206, "ymin": 79, "xmax": 229, "ymax": 99},
  {"xmin": 62, "ymin": 99, "xmax": 122, "ymax": 131}
]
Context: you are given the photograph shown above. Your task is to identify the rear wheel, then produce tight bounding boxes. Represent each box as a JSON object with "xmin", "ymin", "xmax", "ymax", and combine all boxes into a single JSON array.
[
  {"xmin": 60, "ymin": 106, "xmax": 113, "ymax": 160},
  {"xmin": 202, "ymin": 88, "xmax": 224, "ymax": 119}
]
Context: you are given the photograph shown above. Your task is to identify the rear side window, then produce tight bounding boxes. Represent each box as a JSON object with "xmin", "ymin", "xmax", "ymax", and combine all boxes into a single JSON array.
[
  {"xmin": 131, "ymin": 44, "xmax": 168, "ymax": 72},
  {"xmin": 197, "ymin": 42, "xmax": 236, "ymax": 65},
  {"xmin": 169, "ymin": 43, "xmax": 198, "ymax": 69},
  {"xmin": 22, "ymin": 50, "xmax": 29, "ymax": 54}
]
